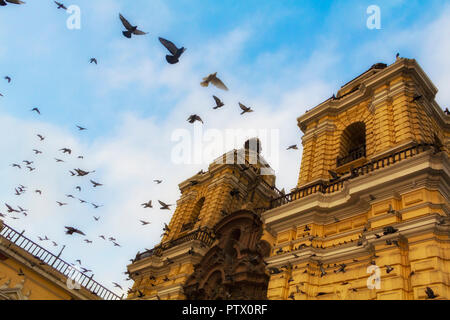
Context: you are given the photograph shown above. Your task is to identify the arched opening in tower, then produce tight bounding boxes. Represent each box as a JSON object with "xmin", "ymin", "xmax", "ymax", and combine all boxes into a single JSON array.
[{"xmin": 337, "ymin": 122, "xmax": 366, "ymax": 167}]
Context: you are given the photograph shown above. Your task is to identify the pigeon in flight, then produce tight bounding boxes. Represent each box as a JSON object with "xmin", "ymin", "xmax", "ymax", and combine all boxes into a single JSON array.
[
  {"xmin": 90, "ymin": 180, "xmax": 103, "ymax": 187},
  {"xmin": 141, "ymin": 200, "xmax": 153, "ymax": 208},
  {"xmin": 65, "ymin": 226, "xmax": 86, "ymax": 236},
  {"xmin": 56, "ymin": 201, "xmax": 68, "ymax": 206},
  {"xmin": 187, "ymin": 114, "xmax": 203, "ymax": 124},
  {"xmin": 33, "ymin": 149, "xmax": 43, "ymax": 154},
  {"xmin": 60, "ymin": 148, "xmax": 72, "ymax": 154},
  {"xmin": 287, "ymin": 145, "xmax": 298, "ymax": 150},
  {"xmin": 212, "ymin": 95, "xmax": 224, "ymax": 109},
  {"xmin": 91, "ymin": 203, "xmax": 103, "ymax": 209},
  {"xmin": 37, "ymin": 134, "xmax": 45, "ymax": 141},
  {"xmin": 77, "ymin": 125, "xmax": 87, "ymax": 131},
  {"xmin": 140, "ymin": 220, "xmax": 151, "ymax": 226},
  {"xmin": 5, "ymin": 203, "xmax": 19, "ymax": 213},
  {"xmin": 119, "ymin": 13, "xmax": 147, "ymax": 38},
  {"xmin": 89, "ymin": 58, "xmax": 97, "ymax": 65},
  {"xmin": 113, "ymin": 282, "xmax": 123, "ymax": 290},
  {"xmin": 54, "ymin": 1, "xmax": 67, "ymax": 10},
  {"xmin": 4, "ymin": 76, "xmax": 11, "ymax": 82},
  {"xmin": 93, "ymin": 216, "xmax": 100, "ymax": 221},
  {"xmin": 239, "ymin": 103, "xmax": 253, "ymax": 115},
  {"xmin": 158, "ymin": 200, "xmax": 172, "ymax": 210},
  {"xmin": 201, "ymin": 73, "xmax": 228, "ymax": 91},
  {"xmin": 74, "ymin": 168, "xmax": 94, "ymax": 176},
  {"xmin": 158, "ymin": 37, "xmax": 186, "ymax": 64}
]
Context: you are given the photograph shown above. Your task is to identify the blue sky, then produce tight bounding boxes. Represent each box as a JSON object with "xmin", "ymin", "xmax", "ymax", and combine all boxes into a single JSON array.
[{"xmin": 1, "ymin": 0, "xmax": 449, "ymax": 297}]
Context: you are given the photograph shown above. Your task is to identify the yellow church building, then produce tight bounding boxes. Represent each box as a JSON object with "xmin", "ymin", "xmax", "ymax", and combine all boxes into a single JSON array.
[{"xmin": 126, "ymin": 57, "xmax": 449, "ymax": 300}]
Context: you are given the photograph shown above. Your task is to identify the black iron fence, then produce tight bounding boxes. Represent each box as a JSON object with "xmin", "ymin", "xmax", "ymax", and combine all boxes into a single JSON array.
[
  {"xmin": 135, "ymin": 227, "xmax": 215, "ymax": 262},
  {"xmin": 0, "ymin": 222, "xmax": 121, "ymax": 300},
  {"xmin": 337, "ymin": 144, "xmax": 366, "ymax": 167},
  {"xmin": 269, "ymin": 143, "xmax": 435, "ymax": 210}
]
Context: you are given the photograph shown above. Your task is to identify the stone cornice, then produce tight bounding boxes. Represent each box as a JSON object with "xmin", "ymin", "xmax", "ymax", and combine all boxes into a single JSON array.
[{"xmin": 297, "ymin": 58, "xmax": 449, "ymax": 133}]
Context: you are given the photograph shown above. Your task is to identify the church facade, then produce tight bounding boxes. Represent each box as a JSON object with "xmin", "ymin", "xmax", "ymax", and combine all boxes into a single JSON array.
[{"xmin": 127, "ymin": 58, "xmax": 449, "ymax": 300}]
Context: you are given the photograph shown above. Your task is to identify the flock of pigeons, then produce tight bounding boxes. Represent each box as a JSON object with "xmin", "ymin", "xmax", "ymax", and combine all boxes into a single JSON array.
[{"xmin": 0, "ymin": 1, "xmax": 194, "ymax": 293}]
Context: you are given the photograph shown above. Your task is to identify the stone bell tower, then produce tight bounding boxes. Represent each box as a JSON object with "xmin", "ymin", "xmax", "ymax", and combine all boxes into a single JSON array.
[
  {"xmin": 262, "ymin": 58, "xmax": 449, "ymax": 300},
  {"xmin": 127, "ymin": 139, "xmax": 280, "ymax": 300}
]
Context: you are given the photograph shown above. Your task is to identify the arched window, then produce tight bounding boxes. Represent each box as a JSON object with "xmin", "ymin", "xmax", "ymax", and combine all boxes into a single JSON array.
[
  {"xmin": 181, "ymin": 197, "xmax": 205, "ymax": 232},
  {"xmin": 337, "ymin": 122, "xmax": 366, "ymax": 167}
]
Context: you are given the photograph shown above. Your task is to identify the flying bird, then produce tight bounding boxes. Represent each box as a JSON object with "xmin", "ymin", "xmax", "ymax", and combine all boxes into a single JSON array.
[
  {"xmin": 74, "ymin": 168, "xmax": 94, "ymax": 176},
  {"xmin": 158, "ymin": 37, "xmax": 186, "ymax": 64},
  {"xmin": 4, "ymin": 76, "xmax": 11, "ymax": 82},
  {"xmin": 212, "ymin": 95, "xmax": 224, "ymax": 109},
  {"xmin": 239, "ymin": 103, "xmax": 253, "ymax": 115},
  {"xmin": 90, "ymin": 180, "xmax": 103, "ymax": 187},
  {"xmin": 112, "ymin": 282, "xmax": 123, "ymax": 290},
  {"xmin": 119, "ymin": 13, "xmax": 147, "ymax": 38},
  {"xmin": 37, "ymin": 134, "xmax": 45, "ymax": 141},
  {"xmin": 187, "ymin": 114, "xmax": 203, "ymax": 124},
  {"xmin": 201, "ymin": 73, "xmax": 228, "ymax": 91},
  {"xmin": 89, "ymin": 58, "xmax": 97, "ymax": 65},
  {"xmin": 60, "ymin": 148, "xmax": 72, "ymax": 154},
  {"xmin": 31, "ymin": 107, "xmax": 40, "ymax": 115},
  {"xmin": 141, "ymin": 200, "xmax": 152, "ymax": 208},
  {"xmin": 287, "ymin": 145, "xmax": 298, "ymax": 150},
  {"xmin": 154, "ymin": 180, "xmax": 162, "ymax": 184},
  {"xmin": 56, "ymin": 201, "xmax": 68, "ymax": 206},
  {"xmin": 5, "ymin": 203, "xmax": 19, "ymax": 213},
  {"xmin": 33, "ymin": 149, "xmax": 43, "ymax": 154},
  {"xmin": 76, "ymin": 125, "xmax": 87, "ymax": 131},
  {"xmin": 65, "ymin": 226, "xmax": 85, "ymax": 236},
  {"xmin": 54, "ymin": 1, "xmax": 67, "ymax": 10},
  {"xmin": 158, "ymin": 200, "xmax": 172, "ymax": 210},
  {"xmin": 140, "ymin": 220, "xmax": 151, "ymax": 226},
  {"xmin": 91, "ymin": 203, "xmax": 103, "ymax": 209},
  {"xmin": 93, "ymin": 216, "xmax": 100, "ymax": 221}
]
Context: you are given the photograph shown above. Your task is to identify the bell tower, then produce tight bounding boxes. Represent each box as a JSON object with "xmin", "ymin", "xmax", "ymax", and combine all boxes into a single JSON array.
[
  {"xmin": 262, "ymin": 58, "xmax": 449, "ymax": 300},
  {"xmin": 127, "ymin": 139, "xmax": 280, "ymax": 300},
  {"xmin": 297, "ymin": 59, "xmax": 448, "ymax": 187}
]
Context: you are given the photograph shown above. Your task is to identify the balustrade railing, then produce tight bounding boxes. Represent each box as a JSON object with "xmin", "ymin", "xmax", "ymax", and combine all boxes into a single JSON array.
[{"xmin": 0, "ymin": 223, "xmax": 121, "ymax": 300}]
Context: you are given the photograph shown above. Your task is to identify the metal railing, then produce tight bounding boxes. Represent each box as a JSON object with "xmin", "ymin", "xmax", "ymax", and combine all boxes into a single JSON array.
[
  {"xmin": 269, "ymin": 143, "xmax": 436, "ymax": 210},
  {"xmin": 337, "ymin": 144, "xmax": 366, "ymax": 167},
  {"xmin": 135, "ymin": 227, "xmax": 215, "ymax": 262},
  {"xmin": 0, "ymin": 222, "xmax": 121, "ymax": 300}
]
